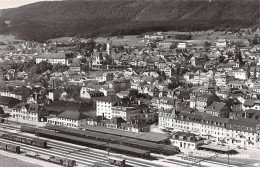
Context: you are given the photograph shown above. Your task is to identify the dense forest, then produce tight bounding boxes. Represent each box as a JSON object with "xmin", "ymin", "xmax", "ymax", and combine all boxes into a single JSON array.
[{"xmin": 0, "ymin": 0, "xmax": 259, "ymax": 42}]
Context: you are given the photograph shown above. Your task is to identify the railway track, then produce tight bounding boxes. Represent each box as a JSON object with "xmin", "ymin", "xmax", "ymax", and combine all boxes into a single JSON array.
[{"xmin": 0, "ymin": 136, "xmax": 163, "ymax": 167}]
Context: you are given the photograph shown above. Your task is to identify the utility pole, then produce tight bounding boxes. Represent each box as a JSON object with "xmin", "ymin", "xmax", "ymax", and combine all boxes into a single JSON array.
[
  {"xmin": 228, "ymin": 145, "xmax": 230, "ymax": 166},
  {"xmin": 107, "ymin": 142, "xmax": 110, "ymax": 155}
]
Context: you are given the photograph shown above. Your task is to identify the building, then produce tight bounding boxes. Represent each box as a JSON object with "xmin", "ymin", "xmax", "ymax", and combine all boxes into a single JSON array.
[
  {"xmin": 47, "ymin": 110, "xmax": 89, "ymax": 128},
  {"xmin": 101, "ymin": 72, "xmax": 114, "ymax": 82},
  {"xmin": 226, "ymin": 118, "xmax": 259, "ymax": 148},
  {"xmin": 36, "ymin": 53, "xmax": 72, "ymax": 65},
  {"xmin": 96, "ymin": 95, "xmax": 121, "ymax": 119},
  {"xmin": 206, "ymin": 102, "xmax": 229, "ymax": 118},
  {"xmin": 109, "ymin": 79, "xmax": 130, "ymax": 92},
  {"xmin": 171, "ymin": 132, "xmax": 204, "ymax": 150},
  {"xmin": 80, "ymin": 91, "xmax": 104, "ymax": 99},
  {"xmin": 0, "ymin": 96, "xmax": 22, "ymax": 111},
  {"xmin": 11, "ymin": 102, "xmax": 46, "ymax": 122},
  {"xmin": 99, "ymin": 87, "xmax": 116, "ymax": 96},
  {"xmin": 164, "ymin": 66, "xmax": 174, "ymax": 77},
  {"xmin": 177, "ymin": 43, "xmax": 186, "ymax": 49},
  {"xmin": 214, "ymin": 72, "xmax": 229, "ymax": 87},
  {"xmin": 216, "ymin": 39, "xmax": 227, "ymax": 49},
  {"xmin": 233, "ymin": 69, "xmax": 248, "ymax": 80},
  {"xmin": 195, "ymin": 93, "xmax": 215, "ymax": 112},
  {"xmin": 111, "ymin": 102, "xmax": 156, "ymax": 123}
]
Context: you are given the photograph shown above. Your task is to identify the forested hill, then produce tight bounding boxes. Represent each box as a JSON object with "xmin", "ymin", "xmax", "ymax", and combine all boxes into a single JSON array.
[{"xmin": 0, "ymin": 0, "xmax": 259, "ymax": 42}]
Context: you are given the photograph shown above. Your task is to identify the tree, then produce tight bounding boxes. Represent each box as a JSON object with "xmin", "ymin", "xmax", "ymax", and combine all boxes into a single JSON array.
[
  {"xmin": 170, "ymin": 43, "xmax": 177, "ymax": 49},
  {"xmin": 38, "ymin": 61, "xmax": 53, "ymax": 73}
]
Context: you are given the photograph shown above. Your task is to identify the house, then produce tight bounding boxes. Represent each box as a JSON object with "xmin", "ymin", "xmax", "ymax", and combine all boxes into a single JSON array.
[
  {"xmin": 164, "ymin": 66, "xmax": 174, "ymax": 77},
  {"xmin": 0, "ymin": 96, "xmax": 22, "ymax": 111},
  {"xmin": 177, "ymin": 43, "xmax": 186, "ymax": 49},
  {"xmin": 47, "ymin": 110, "xmax": 90, "ymax": 128},
  {"xmin": 11, "ymin": 102, "xmax": 47, "ymax": 122},
  {"xmin": 206, "ymin": 102, "xmax": 229, "ymax": 118},
  {"xmin": 243, "ymin": 99, "xmax": 260, "ymax": 111},
  {"xmin": 216, "ymin": 39, "xmax": 227, "ymax": 49},
  {"xmin": 80, "ymin": 91, "xmax": 104, "ymax": 99},
  {"xmin": 171, "ymin": 132, "xmax": 204, "ymax": 150},
  {"xmin": 233, "ymin": 69, "xmax": 248, "ymax": 80},
  {"xmin": 226, "ymin": 118, "xmax": 259, "ymax": 148},
  {"xmin": 99, "ymin": 87, "xmax": 116, "ymax": 96},
  {"xmin": 214, "ymin": 72, "xmax": 229, "ymax": 87},
  {"xmin": 96, "ymin": 95, "xmax": 121, "ymax": 119},
  {"xmin": 27, "ymin": 92, "xmax": 47, "ymax": 105},
  {"xmin": 69, "ymin": 63, "xmax": 81, "ymax": 72},
  {"xmin": 195, "ymin": 93, "xmax": 215, "ymax": 112},
  {"xmin": 36, "ymin": 53, "xmax": 72, "ymax": 65},
  {"xmin": 120, "ymin": 121, "xmax": 150, "ymax": 133},
  {"xmin": 3, "ymin": 86, "xmax": 32, "ymax": 102},
  {"xmin": 111, "ymin": 102, "xmax": 156, "ymax": 123},
  {"xmin": 109, "ymin": 79, "xmax": 131, "ymax": 92}
]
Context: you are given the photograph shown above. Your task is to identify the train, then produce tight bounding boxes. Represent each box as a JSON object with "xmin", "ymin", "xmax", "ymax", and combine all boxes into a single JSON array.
[
  {"xmin": 0, "ymin": 141, "xmax": 21, "ymax": 153},
  {"xmin": 1, "ymin": 133, "xmax": 48, "ymax": 148},
  {"xmin": 39, "ymin": 125, "xmax": 180, "ymax": 155},
  {"xmin": 25, "ymin": 151, "xmax": 76, "ymax": 167},
  {"xmin": 107, "ymin": 155, "xmax": 126, "ymax": 167}
]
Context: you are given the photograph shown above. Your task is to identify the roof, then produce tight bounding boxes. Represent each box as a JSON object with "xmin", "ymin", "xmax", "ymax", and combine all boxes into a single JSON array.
[
  {"xmin": 82, "ymin": 124, "xmax": 169, "ymax": 143},
  {"xmin": 207, "ymin": 102, "xmax": 226, "ymax": 112},
  {"xmin": 198, "ymin": 144, "xmax": 231, "ymax": 152},
  {"xmin": 57, "ymin": 110, "xmax": 90, "ymax": 120},
  {"xmin": 44, "ymin": 101, "xmax": 95, "ymax": 116},
  {"xmin": 101, "ymin": 117, "xmax": 126, "ymax": 126},
  {"xmin": 36, "ymin": 53, "xmax": 66, "ymax": 59},
  {"xmin": 226, "ymin": 118, "xmax": 259, "ymax": 132},
  {"xmin": 121, "ymin": 121, "xmax": 150, "ymax": 129},
  {"xmin": 10, "ymin": 86, "xmax": 32, "ymax": 96},
  {"xmin": 0, "ymin": 96, "xmax": 22, "ymax": 108},
  {"xmin": 95, "ymin": 95, "xmax": 121, "ymax": 103}
]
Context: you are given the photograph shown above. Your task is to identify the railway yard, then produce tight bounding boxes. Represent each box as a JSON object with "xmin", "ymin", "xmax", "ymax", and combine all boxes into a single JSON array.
[{"xmin": 0, "ymin": 122, "xmax": 258, "ymax": 167}]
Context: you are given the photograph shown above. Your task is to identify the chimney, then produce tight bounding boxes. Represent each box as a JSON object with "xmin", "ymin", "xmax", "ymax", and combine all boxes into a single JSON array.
[
  {"xmin": 52, "ymin": 79, "xmax": 55, "ymax": 89},
  {"xmin": 138, "ymin": 100, "xmax": 141, "ymax": 105}
]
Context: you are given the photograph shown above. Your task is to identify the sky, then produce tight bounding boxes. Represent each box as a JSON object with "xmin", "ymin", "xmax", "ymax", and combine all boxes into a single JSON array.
[{"xmin": 0, "ymin": 0, "xmax": 47, "ymax": 9}]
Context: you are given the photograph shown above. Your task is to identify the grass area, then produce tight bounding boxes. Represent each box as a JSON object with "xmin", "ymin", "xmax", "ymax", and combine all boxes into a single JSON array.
[
  {"xmin": 0, "ymin": 154, "xmax": 41, "ymax": 167},
  {"xmin": 95, "ymin": 35, "xmax": 145, "ymax": 46}
]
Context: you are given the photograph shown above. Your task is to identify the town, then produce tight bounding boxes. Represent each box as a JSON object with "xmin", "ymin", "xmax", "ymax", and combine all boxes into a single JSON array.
[{"xmin": 0, "ymin": 27, "xmax": 260, "ymax": 167}]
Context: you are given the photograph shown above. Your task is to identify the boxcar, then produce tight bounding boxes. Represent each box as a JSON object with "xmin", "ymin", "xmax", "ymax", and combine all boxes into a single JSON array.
[
  {"xmin": 25, "ymin": 151, "xmax": 39, "ymax": 157},
  {"xmin": 12, "ymin": 136, "xmax": 22, "ymax": 142},
  {"xmin": 21, "ymin": 138, "xmax": 33, "ymax": 145},
  {"xmin": 20, "ymin": 126, "xmax": 37, "ymax": 134},
  {"xmin": 107, "ymin": 155, "xmax": 126, "ymax": 167},
  {"xmin": 0, "ymin": 142, "xmax": 7, "ymax": 150},
  {"xmin": 64, "ymin": 159, "xmax": 77, "ymax": 167},
  {"xmin": 50, "ymin": 157, "xmax": 64, "ymax": 165},
  {"xmin": 6, "ymin": 144, "xmax": 20, "ymax": 153},
  {"xmin": 37, "ymin": 154, "xmax": 51, "ymax": 161},
  {"xmin": 32, "ymin": 139, "xmax": 48, "ymax": 148}
]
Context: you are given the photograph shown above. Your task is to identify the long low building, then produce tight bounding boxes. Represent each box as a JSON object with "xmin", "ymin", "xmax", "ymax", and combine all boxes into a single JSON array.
[{"xmin": 159, "ymin": 110, "xmax": 260, "ymax": 149}]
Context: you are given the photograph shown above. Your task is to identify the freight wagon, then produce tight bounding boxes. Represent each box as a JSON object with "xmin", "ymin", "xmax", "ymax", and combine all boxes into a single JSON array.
[
  {"xmin": 1, "ymin": 133, "xmax": 48, "ymax": 148},
  {"xmin": 107, "ymin": 155, "xmax": 126, "ymax": 167},
  {"xmin": 0, "ymin": 142, "xmax": 20, "ymax": 153},
  {"xmin": 25, "ymin": 151, "xmax": 76, "ymax": 167}
]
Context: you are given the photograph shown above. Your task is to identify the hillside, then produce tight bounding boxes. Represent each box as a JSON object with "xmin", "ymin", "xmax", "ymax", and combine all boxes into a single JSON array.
[{"xmin": 0, "ymin": 0, "xmax": 259, "ymax": 42}]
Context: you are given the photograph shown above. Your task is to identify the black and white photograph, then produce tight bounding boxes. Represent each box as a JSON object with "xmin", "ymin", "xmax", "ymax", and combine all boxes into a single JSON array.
[{"xmin": 0, "ymin": 0, "xmax": 259, "ymax": 168}]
